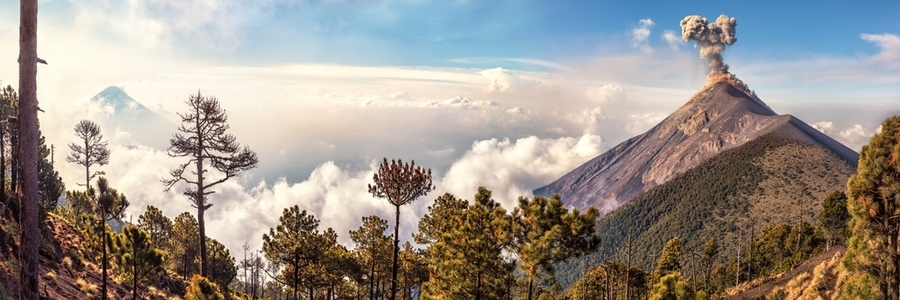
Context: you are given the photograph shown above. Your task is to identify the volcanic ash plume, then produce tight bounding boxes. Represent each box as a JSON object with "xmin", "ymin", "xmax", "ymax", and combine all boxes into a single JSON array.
[{"xmin": 681, "ymin": 14, "xmax": 737, "ymax": 77}]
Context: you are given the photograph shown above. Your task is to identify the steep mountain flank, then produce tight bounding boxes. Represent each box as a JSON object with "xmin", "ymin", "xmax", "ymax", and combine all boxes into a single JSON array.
[
  {"xmin": 535, "ymin": 80, "xmax": 857, "ymax": 214},
  {"xmin": 556, "ymin": 124, "xmax": 856, "ymax": 287}
]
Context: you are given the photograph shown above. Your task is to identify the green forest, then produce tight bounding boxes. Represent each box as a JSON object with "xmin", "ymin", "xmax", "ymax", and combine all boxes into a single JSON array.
[{"xmin": 0, "ymin": 80, "xmax": 898, "ymax": 300}]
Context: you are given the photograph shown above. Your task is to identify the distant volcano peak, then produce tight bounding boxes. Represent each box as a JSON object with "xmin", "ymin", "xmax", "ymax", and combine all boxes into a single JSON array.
[{"xmin": 91, "ymin": 86, "xmax": 140, "ymax": 112}]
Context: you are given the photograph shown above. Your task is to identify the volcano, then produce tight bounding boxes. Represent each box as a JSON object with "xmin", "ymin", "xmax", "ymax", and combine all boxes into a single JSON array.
[
  {"xmin": 535, "ymin": 77, "xmax": 858, "ymax": 214},
  {"xmin": 90, "ymin": 86, "xmax": 174, "ymax": 150}
]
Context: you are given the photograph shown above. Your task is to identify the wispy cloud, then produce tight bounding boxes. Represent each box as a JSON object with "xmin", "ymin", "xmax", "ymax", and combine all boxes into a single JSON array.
[{"xmin": 631, "ymin": 19, "xmax": 655, "ymax": 54}]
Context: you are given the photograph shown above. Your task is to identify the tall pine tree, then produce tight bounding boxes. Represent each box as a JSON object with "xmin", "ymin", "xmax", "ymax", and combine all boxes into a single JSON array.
[
  {"xmin": 163, "ymin": 92, "xmax": 258, "ymax": 277},
  {"xmin": 843, "ymin": 116, "xmax": 900, "ymax": 300}
]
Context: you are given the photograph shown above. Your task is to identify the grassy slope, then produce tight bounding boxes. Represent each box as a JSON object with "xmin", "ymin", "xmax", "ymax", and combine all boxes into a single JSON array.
[
  {"xmin": 555, "ymin": 131, "xmax": 855, "ymax": 288},
  {"xmin": 0, "ymin": 205, "xmax": 183, "ymax": 299}
]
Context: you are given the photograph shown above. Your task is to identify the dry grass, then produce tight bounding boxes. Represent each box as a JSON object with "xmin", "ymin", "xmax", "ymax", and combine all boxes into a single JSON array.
[
  {"xmin": 76, "ymin": 277, "xmax": 98, "ymax": 298},
  {"xmin": 765, "ymin": 251, "xmax": 844, "ymax": 300},
  {"xmin": 61, "ymin": 256, "xmax": 73, "ymax": 268},
  {"xmin": 44, "ymin": 270, "xmax": 57, "ymax": 281}
]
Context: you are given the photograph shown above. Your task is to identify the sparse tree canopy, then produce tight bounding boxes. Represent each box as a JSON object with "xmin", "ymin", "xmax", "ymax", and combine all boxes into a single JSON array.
[
  {"xmin": 368, "ymin": 158, "xmax": 434, "ymax": 300},
  {"xmin": 163, "ymin": 91, "xmax": 258, "ymax": 277},
  {"xmin": 67, "ymin": 120, "xmax": 110, "ymax": 188},
  {"xmin": 843, "ymin": 116, "xmax": 900, "ymax": 300}
]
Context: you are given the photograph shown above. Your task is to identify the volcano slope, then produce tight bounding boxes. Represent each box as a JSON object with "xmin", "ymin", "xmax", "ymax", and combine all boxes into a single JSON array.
[
  {"xmin": 545, "ymin": 79, "xmax": 858, "ymax": 287},
  {"xmin": 535, "ymin": 80, "xmax": 857, "ymax": 215}
]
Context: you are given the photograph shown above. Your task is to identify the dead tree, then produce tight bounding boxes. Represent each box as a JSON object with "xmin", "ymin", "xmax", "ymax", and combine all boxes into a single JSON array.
[{"xmin": 162, "ymin": 92, "xmax": 258, "ymax": 277}]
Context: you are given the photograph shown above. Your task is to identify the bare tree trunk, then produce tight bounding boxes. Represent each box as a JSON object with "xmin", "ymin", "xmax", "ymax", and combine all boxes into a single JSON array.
[
  {"xmin": 18, "ymin": 1, "xmax": 40, "ymax": 299},
  {"xmin": 390, "ymin": 204, "xmax": 400, "ymax": 300}
]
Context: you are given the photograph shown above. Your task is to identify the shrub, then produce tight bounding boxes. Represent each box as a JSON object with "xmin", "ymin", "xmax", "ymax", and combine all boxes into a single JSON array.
[{"xmin": 185, "ymin": 275, "xmax": 224, "ymax": 300}]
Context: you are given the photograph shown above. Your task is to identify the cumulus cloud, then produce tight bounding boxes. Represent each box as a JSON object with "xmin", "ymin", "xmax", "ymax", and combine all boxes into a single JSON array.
[
  {"xmin": 479, "ymin": 67, "xmax": 542, "ymax": 93},
  {"xmin": 631, "ymin": 19, "xmax": 655, "ymax": 54},
  {"xmin": 440, "ymin": 134, "xmax": 606, "ymax": 209},
  {"xmin": 811, "ymin": 121, "xmax": 880, "ymax": 151},
  {"xmin": 626, "ymin": 113, "xmax": 667, "ymax": 135},
  {"xmin": 586, "ymin": 84, "xmax": 626, "ymax": 104},
  {"xmin": 861, "ymin": 33, "xmax": 900, "ymax": 68}
]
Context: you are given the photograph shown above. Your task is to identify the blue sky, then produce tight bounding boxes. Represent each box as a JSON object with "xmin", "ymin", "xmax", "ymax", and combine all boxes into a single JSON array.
[{"xmin": 1, "ymin": 0, "xmax": 898, "ymax": 254}]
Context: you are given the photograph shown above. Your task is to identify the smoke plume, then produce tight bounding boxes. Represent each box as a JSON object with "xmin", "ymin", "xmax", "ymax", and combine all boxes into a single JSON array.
[{"xmin": 681, "ymin": 14, "xmax": 737, "ymax": 76}]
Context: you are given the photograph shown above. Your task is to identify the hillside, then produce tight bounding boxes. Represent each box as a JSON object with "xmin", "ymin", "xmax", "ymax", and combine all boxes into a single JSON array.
[
  {"xmin": 535, "ymin": 79, "xmax": 858, "ymax": 215},
  {"xmin": 555, "ymin": 124, "xmax": 856, "ymax": 287},
  {"xmin": 0, "ymin": 197, "xmax": 183, "ymax": 299}
]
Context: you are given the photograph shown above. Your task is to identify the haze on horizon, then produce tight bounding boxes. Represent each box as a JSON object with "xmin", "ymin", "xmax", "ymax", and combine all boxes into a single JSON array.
[{"xmin": 0, "ymin": 0, "xmax": 898, "ymax": 257}]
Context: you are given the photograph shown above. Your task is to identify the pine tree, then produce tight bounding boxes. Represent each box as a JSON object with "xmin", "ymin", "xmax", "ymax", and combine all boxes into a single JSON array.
[
  {"xmin": 37, "ymin": 133, "xmax": 64, "ymax": 215},
  {"xmin": 511, "ymin": 194, "xmax": 599, "ymax": 300},
  {"xmin": 138, "ymin": 205, "xmax": 174, "ymax": 253},
  {"xmin": 368, "ymin": 158, "xmax": 434, "ymax": 300},
  {"xmin": 96, "ymin": 177, "xmax": 129, "ymax": 300},
  {"xmin": 819, "ymin": 190, "xmax": 850, "ymax": 250},
  {"xmin": 349, "ymin": 215, "xmax": 392, "ymax": 300},
  {"xmin": 206, "ymin": 237, "xmax": 238, "ymax": 296},
  {"xmin": 114, "ymin": 225, "xmax": 165, "ymax": 300},
  {"xmin": 185, "ymin": 275, "xmax": 225, "ymax": 300},
  {"xmin": 655, "ymin": 237, "xmax": 683, "ymax": 280},
  {"xmin": 172, "ymin": 212, "xmax": 201, "ymax": 280},
  {"xmin": 163, "ymin": 92, "xmax": 258, "ymax": 277},
  {"xmin": 842, "ymin": 116, "xmax": 900, "ymax": 300},
  {"xmin": 417, "ymin": 188, "xmax": 514, "ymax": 300},
  {"xmin": 0, "ymin": 86, "xmax": 16, "ymax": 201},
  {"xmin": 66, "ymin": 120, "xmax": 110, "ymax": 187},
  {"xmin": 262, "ymin": 205, "xmax": 334, "ymax": 300}
]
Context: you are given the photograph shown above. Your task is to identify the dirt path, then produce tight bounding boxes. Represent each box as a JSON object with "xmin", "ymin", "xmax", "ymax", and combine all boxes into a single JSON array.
[{"xmin": 725, "ymin": 245, "xmax": 845, "ymax": 300}]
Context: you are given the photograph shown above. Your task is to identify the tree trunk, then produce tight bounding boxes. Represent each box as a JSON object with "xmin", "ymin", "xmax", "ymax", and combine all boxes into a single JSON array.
[
  {"xmin": 526, "ymin": 277, "xmax": 533, "ymax": 300},
  {"xmin": 390, "ymin": 204, "xmax": 400, "ymax": 300},
  {"xmin": 18, "ymin": 0, "xmax": 40, "ymax": 299},
  {"xmin": 196, "ymin": 110, "xmax": 208, "ymax": 277},
  {"xmin": 102, "ymin": 218, "xmax": 108, "ymax": 300},
  {"xmin": 1, "ymin": 126, "xmax": 6, "ymax": 202},
  {"xmin": 133, "ymin": 255, "xmax": 139, "ymax": 300},
  {"xmin": 370, "ymin": 256, "xmax": 376, "ymax": 300}
]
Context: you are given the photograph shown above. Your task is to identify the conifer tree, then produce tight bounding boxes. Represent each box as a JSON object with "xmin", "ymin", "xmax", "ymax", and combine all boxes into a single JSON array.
[
  {"xmin": 163, "ymin": 92, "xmax": 258, "ymax": 277},
  {"xmin": 172, "ymin": 212, "xmax": 201, "ymax": 280},
  {"xmin": 114, "ymin": 225, "xmax": 165, "ymax": 300},
  {"xmin": 66, "ymin": 120, "xmax": 110, "ymax": 187},
  {"xmin": 262, "ymin": 205, "xmax": 335, "ymax": 300},
  {"xmin": 350, "ymin": 215, "xmax": 392, "ymax": 300},
  {"xmin": 138, "ymin": 205, "xmax": 174, "ymax": 252},
  {"xmin": 206, "ymin": 237, "xmax": 238, "ymax": 296},
  {"xmin": 655, "ymin": 237, "xmax": 683, "ymax": 280},
  {"xmin": 17, "ymin": 1, "xmax": 42, "ymax": 295},
  {"xmin": 417, "ymin": 188, "xmax": 513, "ymax": 299},
  {"xmin": 368, "ymin": 158, "xmax": 433, "ymax": 300},
  {"xmin": 511, "ymin": 194, "xmax": 599, "ymax": 300},
  {"xmin": 819, "ymin": 190, "xmax": 850, "ymax": 250},
  {"xmin": 38, "ymin": 133, "xmax": 64, "ymax": 214},
  {"xmin": 843, "ymin": 116, "xmax": 900, "ymax": 300},
  {"xmin": 0, "ymin": 85, "xmax": 16, "ymax": 201},
  {"xmin": 96, "ymin": 177, "xmax": 129, "ymax": 300}
]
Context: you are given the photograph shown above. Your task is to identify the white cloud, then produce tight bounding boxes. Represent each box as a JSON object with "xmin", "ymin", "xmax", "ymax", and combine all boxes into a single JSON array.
[
  {"xmin": 440, "ymin": 134, "xmax": 607, "ymax": 209},
  {"xmin": 585, "ymin": 84, "xmax": 626, "ymax": 104},
  {"xmin": 861, "ymin": 33, "xmax": 900, "ymax": 68},
  {"xmin": 631, "ymin": 19, "xmax": 655, "ymax": 54},
  {"xmin": 626, "ymin": 113, "xmax": 667, "ymax": 135},
  {"xmin": 479, "ymin": 67, "xmax": 542, "ymax": 93},
  {"xmin": 811, "ymin": 121, "xmax": 836, "ymax": 134},
  {"xmin": 662, "ymin": 29, "xmax": 682, "ymax": 50}
]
